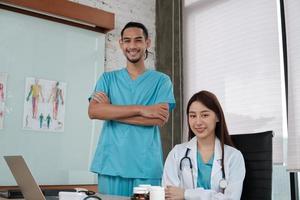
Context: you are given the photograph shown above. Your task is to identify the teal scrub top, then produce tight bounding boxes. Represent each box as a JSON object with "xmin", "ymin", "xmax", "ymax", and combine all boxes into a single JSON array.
[
  {"xmin": 90, "ymin": 68, "xmax": 176, "ymax": 179},
  {"xmin": 197, "ymin": 151, "xmax": 214, "ymax": 189}
]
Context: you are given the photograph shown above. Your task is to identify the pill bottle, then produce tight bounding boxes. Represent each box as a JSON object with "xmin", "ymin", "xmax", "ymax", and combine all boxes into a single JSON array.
[
  {"xmin": 150, "ymin": 186, "xmax": 165, "ymax": 200},
  {"xmin": 139, "ymin": 184, "xmax": 151, "ymax": 200},
  {"xmin": 132, "ymin": 187, "xmax": 149, "ymax": 200}
]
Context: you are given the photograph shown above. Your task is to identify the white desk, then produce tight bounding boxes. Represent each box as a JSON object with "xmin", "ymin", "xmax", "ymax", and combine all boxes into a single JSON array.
[{"xmin": 0, "ymin": 193, "xmax": 130, "ymax": 200}]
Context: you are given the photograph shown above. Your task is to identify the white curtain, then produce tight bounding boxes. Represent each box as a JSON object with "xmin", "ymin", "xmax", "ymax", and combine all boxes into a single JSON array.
[
  {"xmin": 183, "ymin": 0, "xmax": 286, "ymax": 163},
  {"xmin": 285, "ymin": 0, "xmax": 300, "ymax": 171}
]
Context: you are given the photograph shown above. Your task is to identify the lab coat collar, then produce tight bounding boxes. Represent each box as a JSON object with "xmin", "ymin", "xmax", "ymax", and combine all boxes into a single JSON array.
[
  {"xmin": 185, "ymin": 136, "xmax": 223, "ymax": 189},
  {"xmin": 214, "ymin": 137, "xmax": 223, "ymax": 161},
  {"xmin": 185, "ymin": 136, "xmax": 223, "ymax": 161}
]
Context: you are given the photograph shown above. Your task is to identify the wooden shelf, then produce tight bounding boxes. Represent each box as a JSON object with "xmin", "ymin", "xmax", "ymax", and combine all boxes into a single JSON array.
[{"xmin": 0, "ymin": 0, "xmax": 114, "ymax": 33}]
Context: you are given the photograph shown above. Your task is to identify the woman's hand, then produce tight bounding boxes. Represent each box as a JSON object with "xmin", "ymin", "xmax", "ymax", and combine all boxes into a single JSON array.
[{"xmin": 165, "ymin": 186, "xmax": 185, "ymax": 200}]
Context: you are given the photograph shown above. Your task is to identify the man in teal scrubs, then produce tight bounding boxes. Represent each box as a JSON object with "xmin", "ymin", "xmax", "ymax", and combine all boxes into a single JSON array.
[{"xmin": 88, "ymin": 22, "xmax": 175, "ymax": 197}]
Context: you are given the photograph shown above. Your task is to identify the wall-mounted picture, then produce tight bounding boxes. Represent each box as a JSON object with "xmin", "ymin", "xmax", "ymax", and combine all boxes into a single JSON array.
[
  {"xmin": 0, "ymin": 72, "xmax": 8, "ymax": 129},
  {"xmin": 23, "ymin": 77, "xmax": 66, "ymax": 132}
]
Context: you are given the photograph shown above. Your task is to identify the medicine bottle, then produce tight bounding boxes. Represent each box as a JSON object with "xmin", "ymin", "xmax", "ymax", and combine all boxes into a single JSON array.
[
  {"xmin": 131, "ymin": 187, "xmax": 149, "ymax": 200},
  {"xmin": 149, "ymin": 186, "xmax": 165, "ymax": 200},
  {"xmin": 139, "ymin": 184, "xmax": 151, "ymax": 199}
]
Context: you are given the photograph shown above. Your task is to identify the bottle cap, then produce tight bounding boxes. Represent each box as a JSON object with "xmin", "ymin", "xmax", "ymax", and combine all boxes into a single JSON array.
[
  {"xmin": 133, "ymin": 187, "xmax": 147, "ymax": 194},
  {"xmin": 139, "ymin": 184, "xmax": 151, "ymax": 192},
  {"xmin": 150, "ymin": 186, "xmax": 164, "ymax": 191}
]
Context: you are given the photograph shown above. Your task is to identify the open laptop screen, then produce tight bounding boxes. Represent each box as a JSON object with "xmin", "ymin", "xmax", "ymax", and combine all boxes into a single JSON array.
[{"xmin": 4, "ymin": 155, "xmax": 46, "ymax": 200}]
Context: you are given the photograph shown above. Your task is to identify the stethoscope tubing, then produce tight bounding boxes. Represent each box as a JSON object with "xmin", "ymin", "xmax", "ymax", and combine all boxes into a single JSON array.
[
  {"xmin": 179, "ymin": 148, "xmax": 227, "ymax": 190},
  {"xmin": 179, "ymin": 148, "xmax": 195, "ymax": 189}
]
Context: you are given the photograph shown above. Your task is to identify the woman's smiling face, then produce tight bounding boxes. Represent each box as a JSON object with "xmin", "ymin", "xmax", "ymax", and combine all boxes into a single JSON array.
[{"xmin": 188, "ymin": 101, "xmax": 219, "ymax": 140}]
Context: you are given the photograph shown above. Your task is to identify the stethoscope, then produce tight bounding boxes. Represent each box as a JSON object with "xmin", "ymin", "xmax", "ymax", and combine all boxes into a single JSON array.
[
  {"xmin": 77, "ymin": 190, "xmax": 102, "ymax": 200},
  {"xmin": 179, "ymin": 148, "xmax": 228, "ymax": 191}
]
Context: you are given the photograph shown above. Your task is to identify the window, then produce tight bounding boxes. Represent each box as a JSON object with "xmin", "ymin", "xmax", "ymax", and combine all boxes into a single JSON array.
[{"xmin": 183, "ymin": 0, "xmax": 290, "ymax": 199}]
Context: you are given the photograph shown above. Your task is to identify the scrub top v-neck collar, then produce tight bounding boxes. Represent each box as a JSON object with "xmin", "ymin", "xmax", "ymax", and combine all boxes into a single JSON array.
[{"xmin": 123, "ymin": 68, "xmax": 151, "ymax": 86}]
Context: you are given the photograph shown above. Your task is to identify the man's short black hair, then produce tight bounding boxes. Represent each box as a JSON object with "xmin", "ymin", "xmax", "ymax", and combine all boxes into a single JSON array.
[{"xmin": 121, "ymin": 22, "xmax": 149, "ymax": 39}]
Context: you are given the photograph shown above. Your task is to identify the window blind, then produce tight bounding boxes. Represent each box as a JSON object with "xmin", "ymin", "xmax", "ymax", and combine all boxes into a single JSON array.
[
  {"xmin": 183, "ymin": 0, "xmax": 285, "ymax": 163},
  {"xmin": 285, "ymin": 0, "xmax": 300, "ymax": 171}
]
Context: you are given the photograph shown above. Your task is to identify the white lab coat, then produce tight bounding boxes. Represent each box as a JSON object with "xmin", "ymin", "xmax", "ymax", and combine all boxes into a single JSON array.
[{"xmin": 162, "ymin": 137, "xmax": 245, "ymax": 200}]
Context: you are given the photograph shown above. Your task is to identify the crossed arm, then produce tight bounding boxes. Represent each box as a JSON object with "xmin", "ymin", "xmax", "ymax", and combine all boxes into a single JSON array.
[{"xmin": 88, "ymin": 92, "xmax": 170, "ymax": 126}]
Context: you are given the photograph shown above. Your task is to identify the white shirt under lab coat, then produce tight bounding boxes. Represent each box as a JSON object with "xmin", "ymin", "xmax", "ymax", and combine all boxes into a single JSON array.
[{"xmin": 162, "ymin": 137, "xmax": 245, "ymax": 200}]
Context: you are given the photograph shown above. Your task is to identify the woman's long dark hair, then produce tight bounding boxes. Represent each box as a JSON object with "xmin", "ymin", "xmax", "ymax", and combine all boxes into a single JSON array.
[{"xmin": 187, "ymin": 90, "xmax": 234, "ymax": 178}]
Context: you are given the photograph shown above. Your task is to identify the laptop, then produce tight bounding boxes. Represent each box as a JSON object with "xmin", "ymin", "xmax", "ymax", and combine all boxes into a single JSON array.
[
  {"xmin": 4, "ymin": 156, "xmax": 129, "ymax": 200},
  {"xmin": 4, "ymin": 155, "xmax": 58, "ymax": 200}
]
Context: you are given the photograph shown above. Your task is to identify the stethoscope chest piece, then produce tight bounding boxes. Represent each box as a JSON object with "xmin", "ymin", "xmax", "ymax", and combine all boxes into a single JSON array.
[{"xmin": 219, "ymin": 178, "xmax": 228, "ymax": 189}]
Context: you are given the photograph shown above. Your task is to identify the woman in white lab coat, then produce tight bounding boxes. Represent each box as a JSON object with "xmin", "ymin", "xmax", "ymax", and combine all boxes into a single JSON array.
[{"xmin": 162, "ymin": 90, "xmax": 245, "ymax": 200}]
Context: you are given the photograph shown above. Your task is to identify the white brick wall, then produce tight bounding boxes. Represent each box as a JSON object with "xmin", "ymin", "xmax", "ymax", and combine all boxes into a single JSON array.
[{"xmin": 71, "ymin": 0, "xmax": 156, "ymax": 72}]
